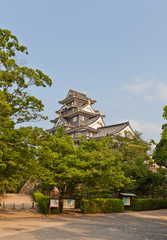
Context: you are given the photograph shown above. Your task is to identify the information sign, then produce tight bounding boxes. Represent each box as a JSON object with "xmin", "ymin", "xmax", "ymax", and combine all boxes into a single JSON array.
[
  {"xmin": 123, "ymin": 197, "xmax": 130, "ymax": 206},
  {"xmin": 50, "ymin": 199, "xmax": 59, "ymax": 208},
  {"xmin": 63, "ymin": 199, "xmax": 75, "ymax": 209}
]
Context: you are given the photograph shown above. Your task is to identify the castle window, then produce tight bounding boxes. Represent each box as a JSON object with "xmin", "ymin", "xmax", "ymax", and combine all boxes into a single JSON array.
[
  {"xmin": 90, "ymin": 132, "xmax": 93, "ymax": 137},
  {"xmin": 80, "ymin": 115, "xmax": 84, "ymax": 121},
  {"xmin": 73, "ymin": 116, "xmax": 77, "ymax": 122}
]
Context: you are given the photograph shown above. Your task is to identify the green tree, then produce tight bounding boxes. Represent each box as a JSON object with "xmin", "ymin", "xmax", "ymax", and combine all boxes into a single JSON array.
[
  {"xmin": 154, "ymin": 105, "xmax": 167, "ymax": 167},
  {"xmin": 0, "ymin": 109, "xmax": 44, "ymax": 193},
  {"xmin": 114, "ymin": 131, "xmax": 150, "ymax": 164},
  {"xmin": 122, "ymin": 158, "xmax": 166, "ymax": 197},
  {"xmin": 37, "ymin": 134, "xmax": 129, "ymax": 213},
  {"xmin": 0, "ymin": 28, "xmax": 52, "ymax": 192},
  {"xmin": 114, "ymin": 131, "xmax": 166, "ymax": 197},
  {"xmin": 0, "ymin": 28, "xmax": 52, "ymax": 123},
  {"xmin": 76, "ymin": 138, "xmax": 128, "ymax": 198}
]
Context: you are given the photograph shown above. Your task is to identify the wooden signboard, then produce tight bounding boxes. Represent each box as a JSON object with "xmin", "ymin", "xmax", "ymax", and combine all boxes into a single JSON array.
[
  {"xmin": 50, "ymin": 199, "xmax": 59, "ymax": 208},
  {"xmin": 49, "ymin": 199, "xmax": 59, "ymax": 214},
  {"xmin": 63, "ymin": 199, "xmax": 75, "ymax": 209}
]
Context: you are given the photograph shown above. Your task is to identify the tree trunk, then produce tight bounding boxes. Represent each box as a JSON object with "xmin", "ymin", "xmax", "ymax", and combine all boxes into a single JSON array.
[{"xmin": 59, "ymin": 196, "xmax": 63, "ymax": 214}]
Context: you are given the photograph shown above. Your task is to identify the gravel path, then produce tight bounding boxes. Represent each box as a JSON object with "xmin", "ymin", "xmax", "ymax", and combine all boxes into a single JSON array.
[{"xmin": 0, "ymin": 210, "xmax": 167, "ymax": 240}]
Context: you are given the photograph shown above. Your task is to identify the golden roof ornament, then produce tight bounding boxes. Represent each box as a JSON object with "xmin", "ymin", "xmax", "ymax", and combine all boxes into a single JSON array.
[
  {"xmin": 69, "ymin": 87, "xmax": 72, "ymax": 91},
  {"xmin": 88, "ymin": 99, "xmax": 91, "ymax": 104},
  {"xmin": 59, "ymin": 112, "xmax": 61, "ymax": 117},
  {"xmin": 84, "ymin": 90, "xmax": 86, "ymax": 95},
  {"xmin": 99, "ymin": 111, "xmax": 102, "ymax": 116}
]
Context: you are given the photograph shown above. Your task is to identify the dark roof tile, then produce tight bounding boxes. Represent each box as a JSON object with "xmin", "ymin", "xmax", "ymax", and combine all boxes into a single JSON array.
[{"xmin": 94, "ymin": 122, "xmax": 131, "ymax": 138}]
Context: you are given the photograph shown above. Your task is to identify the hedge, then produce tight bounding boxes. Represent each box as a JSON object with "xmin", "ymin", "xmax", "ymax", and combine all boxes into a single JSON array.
[
  {"xmin": 33, "ymin": 191, "xmax": 50, "ymax": 214},
  {"xmin": 33, "ymin": 191, "xmax": 44, "ymax": 202},
  {"xmin": 131, "ymin": 199, "xmax": 167, "ymax": 211},
  {"xmin": 80, "ymin": 198, "xmax": 124, "ymax": 213}
]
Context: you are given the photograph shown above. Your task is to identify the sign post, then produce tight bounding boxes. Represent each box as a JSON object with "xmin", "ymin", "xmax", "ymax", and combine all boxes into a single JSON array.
[
  {"xmin": 63, "ymin": 199, "xmax": 75, "ymax": 213},
  {"xmin": 120, "ymin": 193, "xmax": 137, "ymax": 209},
  {"xmin": 49, "ymin": 199, "xmax": 59, "ymax": 215}
]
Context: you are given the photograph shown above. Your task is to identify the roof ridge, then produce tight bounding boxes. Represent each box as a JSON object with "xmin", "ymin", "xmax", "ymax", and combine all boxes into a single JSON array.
[{"xmin": 98, "ymin": 121, "xmax": 129, "ymax": 129}]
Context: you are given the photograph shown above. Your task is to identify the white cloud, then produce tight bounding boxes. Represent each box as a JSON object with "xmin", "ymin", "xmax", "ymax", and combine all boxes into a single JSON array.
[
  {"xmin": 130, "ymin": 120, "xmax": 161, "ymax": 134},
  {"xmin": 124, "ymin": 76, "xmax": 167, "ymax": 102},
  {"xmin": 130, "ymin": 119, "xmax": 162, "ymax": 142},
  {"xmin": 119, "ymin": 119, "xmax": 162, "ymax": 142},
  {"xmin": 124, "ymin": 80, "xmax": 152, "ymax": 94}
]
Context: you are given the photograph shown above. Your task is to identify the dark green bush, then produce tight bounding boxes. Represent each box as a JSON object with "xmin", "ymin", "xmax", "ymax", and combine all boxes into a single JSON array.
[
  {"xmin": 33, "ymin": 191, "xmax": 44, "ymax": 202},
  {"xmin": 109, "ymin": 199, "xmax": 124, "ymax": 212},
  {"xmin": 75, "ymin": 199, "xmax": 82, "ymax": 209},
  {"xmin": 33, "ymin": 191, "xmax": 50, "ymax": 214},
  {"xmin": 37, "ymin": 195, "xmax": 50, "ymax": 214},
  {"xmin": 81, "ymin": 198, "xmax": 124, "ymax": 214},
  {"xmin": 131, "ymin": 199, "xmax": 167, "ymax": 211}
]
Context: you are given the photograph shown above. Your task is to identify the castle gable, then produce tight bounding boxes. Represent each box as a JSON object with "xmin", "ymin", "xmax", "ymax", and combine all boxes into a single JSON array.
[
  {"xmin": 81, "ymin": 104, "xmax": 96, "ymax": 114},
  {"xmin": 88, "ymin": 116, "xmax": 105, "ymax": 129},
  {"xmin": 54, "ymin": 118, "xmax": 65, "ymax": 128}
]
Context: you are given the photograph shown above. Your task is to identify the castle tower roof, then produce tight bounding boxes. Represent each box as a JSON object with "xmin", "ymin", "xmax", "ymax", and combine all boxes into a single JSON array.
[{"xmin": 59, "ymin": 88, "xmax": 96, "ymax": 105}]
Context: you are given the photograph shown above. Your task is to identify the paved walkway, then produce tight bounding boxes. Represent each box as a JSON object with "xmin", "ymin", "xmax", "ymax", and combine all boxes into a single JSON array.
[
  {"xmin": 0, "ymin": 194, "xmax": 37, "ymax": 212},
  {"xmin": 0, "ymin": 209, "xmax": 166, "ymax": 240}
]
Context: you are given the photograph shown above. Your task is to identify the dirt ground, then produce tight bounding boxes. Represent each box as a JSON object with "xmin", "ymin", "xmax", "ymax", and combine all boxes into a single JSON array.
[
  {"xmin": 0, "ymin": 209, "xmax": 167, "ymax": 240},
  {"xmin": 0, "ymin": 195, "xmax": 167, "ymax": 239}
]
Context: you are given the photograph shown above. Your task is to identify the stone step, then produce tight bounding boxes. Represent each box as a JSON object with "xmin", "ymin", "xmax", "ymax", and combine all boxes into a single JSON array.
[{"xmin": 0, "ymin": 194, "xmax": 39, "ymax": 212}]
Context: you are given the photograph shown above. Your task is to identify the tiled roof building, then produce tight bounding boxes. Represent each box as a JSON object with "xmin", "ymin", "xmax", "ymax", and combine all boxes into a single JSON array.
[{"xmin": 47, "ymin": 88, "xmax": 135, "ymax": 140}]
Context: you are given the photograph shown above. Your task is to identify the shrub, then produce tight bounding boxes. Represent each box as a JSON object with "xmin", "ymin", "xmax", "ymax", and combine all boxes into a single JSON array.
[
  {"xmin": 37, "ymin": 195, "xmax": 50, "ymax": 214},
  {"xmin": 33, "ymin": 191, "xmax": 44, "ymax": 202},
  {"xmin": 75, "ymin": 199, "xmax": 82, "ymax": 209},
  {"xmin": 33, "ymin": 191, "xmax": 50, "ymax": 214},
  {"xmin": 109, "ymin": 199, "xmax": 124, "ymax": 212},
  {"xmin": 131, "ymin": 199, "xmax": 167, "ymax": 211},
  {"xmin": 81, "ymin": 198, "xmax": 124, "ymax": 214}
]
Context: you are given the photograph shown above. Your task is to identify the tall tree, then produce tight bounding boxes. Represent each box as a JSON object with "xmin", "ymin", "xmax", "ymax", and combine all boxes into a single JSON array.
[
  {"xmin": 0, "ymin": 29, "xmax": 52, "ymax": 192},
  {"xmin": 0, "ymin": 94, "xmax": 44, "ymax": 192},
  {"xmin": 37, "ymin": 131, "xmax": 129, "ymax": 213},
  {"xmin": 114, "ymin": 131, "xmax": 150, "ymax": 164},
  {"xmin": 153, "ymin": 105, "xmax": 167, "ymax": 167},
  {"xmin": 114, "ymin": 131, "xmax": 166, "ymax": 197},
  {"xmin": 0, "ymin": 28, "xmax": 52, "ymax": 123}
]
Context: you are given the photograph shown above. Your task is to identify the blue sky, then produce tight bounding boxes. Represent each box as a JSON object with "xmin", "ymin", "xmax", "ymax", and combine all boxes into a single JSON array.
[{"xmin": 1, "ymin": 0, "xmax": 167, "ymax": 142}]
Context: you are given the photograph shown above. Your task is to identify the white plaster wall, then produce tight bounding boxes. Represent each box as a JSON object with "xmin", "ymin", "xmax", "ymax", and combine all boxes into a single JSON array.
[
  {"xmin": 54, "ymin": 118, "xmax": 64, "ymax": 127},
  {"xmin": 88, "ymin": 117, "xmax": 105, "ymax": 129},
  {"xmin": 82, "ymin": 104, "xmax": 95, "ymax": 113},
  {"xmin": 117, "ymin": 126, "xmax": 134, "ymax": 137}
]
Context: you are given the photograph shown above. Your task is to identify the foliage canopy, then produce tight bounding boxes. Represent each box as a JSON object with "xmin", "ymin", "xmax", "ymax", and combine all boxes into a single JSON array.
[{"xmin": 0, "ymin": 28, "xmax": 52, "ymax": 123}]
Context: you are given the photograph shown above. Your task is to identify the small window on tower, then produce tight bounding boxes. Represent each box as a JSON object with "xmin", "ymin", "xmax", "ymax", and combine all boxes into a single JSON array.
[
  {"xmin": 80, "ymin": 115, "xmax": 84, "ymax": 121},
  {"xmin": 73, "ymin": 116, "xmax": 77, "ymax": 122}
]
